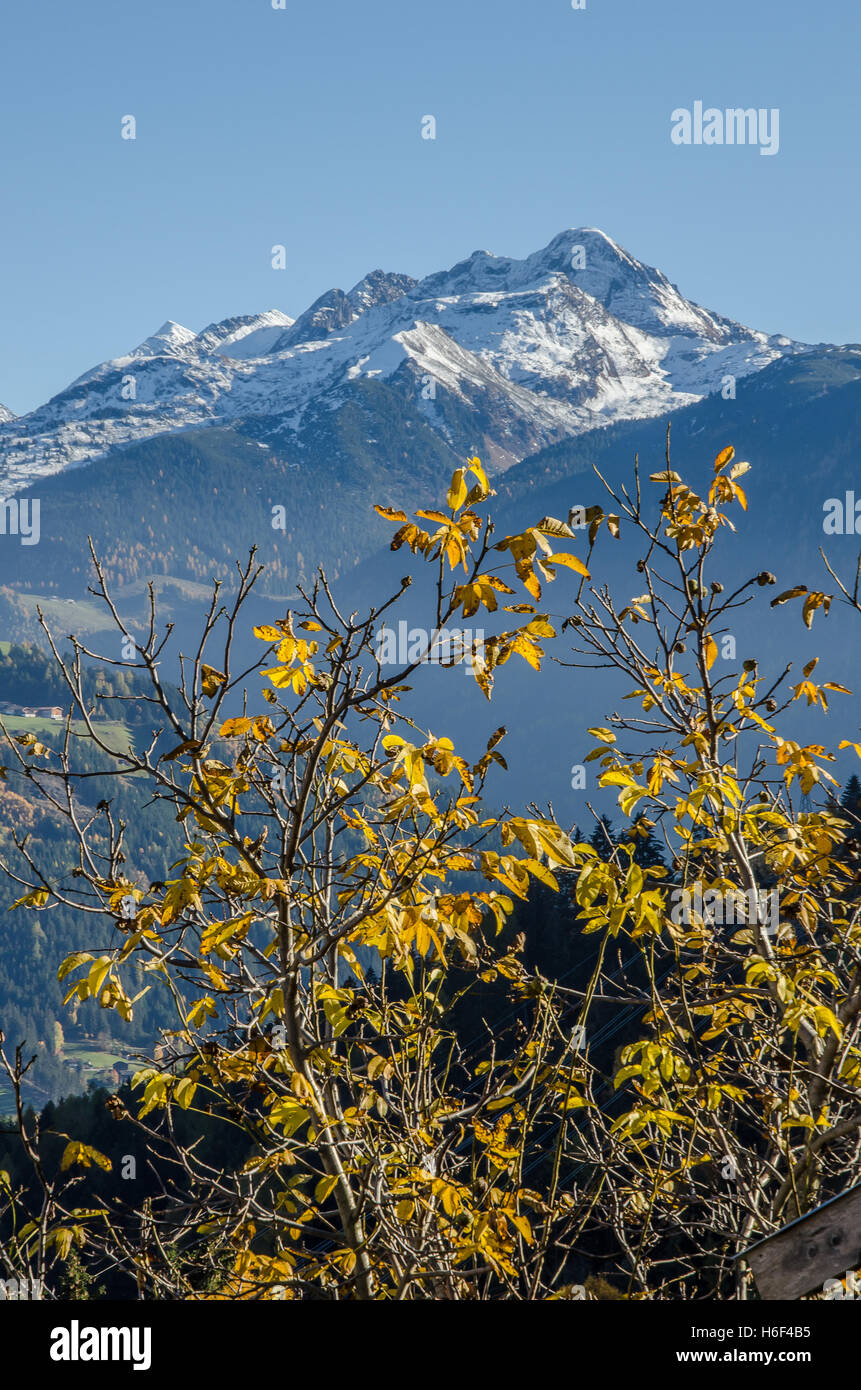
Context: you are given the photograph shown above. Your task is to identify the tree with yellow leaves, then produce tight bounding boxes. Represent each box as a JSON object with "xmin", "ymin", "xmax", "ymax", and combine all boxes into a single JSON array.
[
  {"xmin": 1, "ymin": 459, "xmax": 600, "ymax": 1300},
  {"xmin": 553, "ymin": 434, "xmax": 861, "ymax": 1297},
  {"xmin": 4, "ymin": 442, "xmax": 861, "ymax": 1301}
]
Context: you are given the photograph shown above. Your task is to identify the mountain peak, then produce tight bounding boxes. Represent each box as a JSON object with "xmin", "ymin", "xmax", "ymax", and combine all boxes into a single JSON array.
[
  {"xmin": 270, "ymin": 270, "xmax": 417, "ymax": 352},
  {"xmin": 347, "ymin": 269, "xmax": 417, "ymax": 313},
  {"xmin": 131, "ymin": 320, "xmax": 198, "ymax": 358},
  {"xmin": 522, "ymin": 227, "xmax": 736, "ymax": 341}
]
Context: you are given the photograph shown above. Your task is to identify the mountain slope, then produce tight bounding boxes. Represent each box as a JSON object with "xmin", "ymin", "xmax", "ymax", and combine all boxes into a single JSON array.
[
  {"xmin": 0, "ymin": 377, "xmax": 464, "ymax": 598},
  {"xmin": 330, "ymin": 345, "xmax": 861, "ymax": 810},
  {"xmin": 0, "ymin": 228, "xmax": 806, "ymax": 492}
]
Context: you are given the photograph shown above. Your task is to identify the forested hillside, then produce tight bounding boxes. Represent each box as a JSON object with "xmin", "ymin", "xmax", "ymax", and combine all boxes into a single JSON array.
[
  {"xmin": 0, "ymin": 645, "xmax": 180, "ymax": 1108},
  {"xmin": 0, "ymin": 379, "xmax": 463, "ymax": 598}
]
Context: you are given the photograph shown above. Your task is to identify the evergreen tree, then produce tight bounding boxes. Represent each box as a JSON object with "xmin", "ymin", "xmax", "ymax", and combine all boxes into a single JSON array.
[
  {"xmin": 627, "ymin": 813, "xmax": 666, "ymax": 869},
  {"xmin": 589, "ymin": 815, "xmax": 615, "ymax": 855},
  {"xmin": 841, "ymin": 774, "xmax": 861, "ymax": 820}
]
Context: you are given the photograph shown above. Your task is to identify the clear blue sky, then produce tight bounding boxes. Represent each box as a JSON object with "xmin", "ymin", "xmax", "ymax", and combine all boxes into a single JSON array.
[{"xmin": 1, "ymin": 0, "xmax": 857, "ymax": 413}]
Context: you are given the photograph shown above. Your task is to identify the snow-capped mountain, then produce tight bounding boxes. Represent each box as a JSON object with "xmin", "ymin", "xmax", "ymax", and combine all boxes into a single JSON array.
[
  {"xmin": 0, "ymin": 229, "xmax": 808, "ymax": 493},
  {"xmin": 0, "ymin": 404, "xmax": 16, "ymax": 426}
]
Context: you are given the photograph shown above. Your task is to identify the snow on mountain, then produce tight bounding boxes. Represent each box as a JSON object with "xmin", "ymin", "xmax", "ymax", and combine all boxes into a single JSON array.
[
  {"xmin": 131, "ymin": 320, "xmax": 199, "ymax": 360},
  {"xmin": 0, "ymin": 229, "xmax": 808, "ymax": 492},
  {"xmin": 194, "ymin": 310, "xmax": 295, "ymax": 359},
  {"xmin": 524, "ymin": 229, "xmax": 735, "ymax": 340},
  {"xmin": 270, "ymin": 272, "xmax": 418, "ymax": 352},
  {"xmin": 0, "ymin": 404, "xmax": 15, "ymax": 425},
  {"xmin": 346, "ymin": 270, "xmax": 418, "ymax": 315}
]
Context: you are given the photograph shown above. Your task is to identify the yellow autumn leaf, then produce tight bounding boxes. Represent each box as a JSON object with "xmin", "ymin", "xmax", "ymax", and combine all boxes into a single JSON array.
[
  {"xmin": 547, "ymin": 552, "xmax": 590, "ymax": 578},
  {"xmin": 314, "ymin": 1175, "xmax": 339, "ymax": 1203},
  {"xmin": 447, "ymin": 469, "xmax": 468, "ymax": 512},
  {"xmin": 174, "ymin": 1078, "xmax": 197, "ymax": 1110},
  {"xmin": 714, "ymin": 445, "xmax": 735, "ymax": 472},
  {"xmin": 219, "ymin": 717, "xmax": 253, "ymax": 738},
  {"xmin": 60, "ymin": 1141, "xmax": 111, "ymax": 1173},
  {"xmin": 201, "ymin": 665, "xmax": 227, "ymax": 697},
  {"xmin": 468, "ymin": 456, "xmax": 489, "ymax": 491}
]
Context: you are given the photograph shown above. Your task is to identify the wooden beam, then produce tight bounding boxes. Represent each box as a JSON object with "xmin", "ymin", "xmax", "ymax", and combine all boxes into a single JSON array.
[{"xmin": 742, "ymin": 1183, "xmax": 861, "ymax": 1300}]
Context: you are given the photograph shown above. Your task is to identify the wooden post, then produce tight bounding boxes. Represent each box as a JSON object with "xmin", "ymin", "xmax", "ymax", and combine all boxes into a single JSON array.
[{"xmin": 741, "ymin": 1183, "xmax": 861, "ymax": 1300}]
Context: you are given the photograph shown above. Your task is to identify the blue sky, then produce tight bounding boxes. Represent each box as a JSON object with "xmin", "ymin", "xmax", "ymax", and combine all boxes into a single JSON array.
[{"xmin": 1, "ymin": 0, "xmax": 857, "ymax": 413}]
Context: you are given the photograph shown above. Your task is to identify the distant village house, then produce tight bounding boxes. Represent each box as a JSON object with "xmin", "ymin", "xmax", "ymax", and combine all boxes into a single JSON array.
[{"xmin": 0, "ymin": 702, "xmax": 63, "ymax": 719}]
